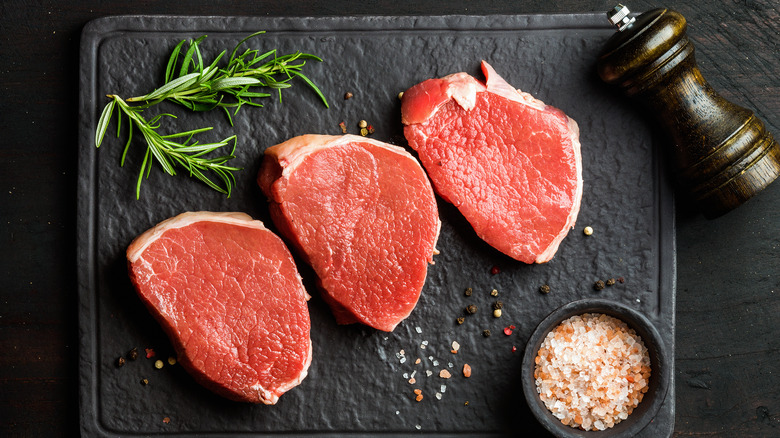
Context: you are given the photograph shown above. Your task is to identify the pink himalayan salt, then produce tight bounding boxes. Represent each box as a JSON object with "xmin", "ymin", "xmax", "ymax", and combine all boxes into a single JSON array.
[{"xmin": 533, "ymin": 313, "xmax": 651, "ymax": 431}]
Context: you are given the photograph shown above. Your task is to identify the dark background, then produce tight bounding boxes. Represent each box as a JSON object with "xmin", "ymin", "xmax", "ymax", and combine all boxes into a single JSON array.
[{"xmin": 1, "ymin": 1, "xmax": 778, "ymax": 437}]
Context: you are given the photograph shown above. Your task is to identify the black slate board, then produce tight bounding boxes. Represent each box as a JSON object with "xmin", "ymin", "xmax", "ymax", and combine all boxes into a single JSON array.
[{"xmin": 78, "ymin": 14, "xmax": 676, "ymax": 437}]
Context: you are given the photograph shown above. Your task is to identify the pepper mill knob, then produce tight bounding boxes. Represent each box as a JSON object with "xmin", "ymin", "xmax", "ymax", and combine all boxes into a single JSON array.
[{"xmin": 597, "ymin": 6, "xmax": 780, "ymax": 218}]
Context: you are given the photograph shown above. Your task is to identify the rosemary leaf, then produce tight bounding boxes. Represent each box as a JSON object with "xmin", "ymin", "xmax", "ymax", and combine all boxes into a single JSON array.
[{"xmin": 95, "ymin": 98, "xmax": 116, "ymax": 148}]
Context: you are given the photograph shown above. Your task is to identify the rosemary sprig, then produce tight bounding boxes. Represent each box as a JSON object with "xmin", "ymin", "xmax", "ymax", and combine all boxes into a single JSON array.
[
  {"xmin": 96, "ymin": 95, "xmax": 240, "ymax": 199},
  {"xmin": 127, "ymin": 31, "xmax": 329, "ymax": 125},
  {"xmin": 95, "ymin": 31, "xmax": 329, "ymax": 199}
]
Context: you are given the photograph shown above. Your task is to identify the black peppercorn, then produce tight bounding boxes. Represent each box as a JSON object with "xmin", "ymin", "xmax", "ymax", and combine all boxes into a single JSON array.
[
  {"xmin": 594, "ymin": 280, "xmax": 606, "ymax": 291},
  {"xmin": 482, "ymin": 329, "xmax": 491, "ymax": 337},
  {"xmin": 606, "ymin": 278, "xmax": 616, "ymax": 286},
  {"xmin": 492, "ymin": 301, "xmax": 503, "ymax": 310},
  {"xmin": 456, "ymin": 317, "xmax": 465, "ymax": 325},
  {"xmin": 539, "ymin": 284, "xmax": 551, "ymax": 294},
  {"xmin": 466, "ymin": 304, "xmax": 477, "ymax": 314},
  {"xmin": 128, "ymin": 348, "xmax": 139, "ymax": 361},
  {"xmin": 116, "ymin": 357, "xmax": 126, "ymax": 367},
  {"xmin": 464, "ymin": 287, "xmax": 473, "ymax": 297}
]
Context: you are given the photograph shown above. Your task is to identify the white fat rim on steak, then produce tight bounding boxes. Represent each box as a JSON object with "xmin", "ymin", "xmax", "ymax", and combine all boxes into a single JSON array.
[
  {"xmin": 430, "ymin": 60, "xmax": 548, "ymax": 121},
  {"xmin": 127, "ymin": 211, "xmax": 267, "ymax": 263},
  {"xmin": 272, "ymin": 134, "xmax": 426, "ymax": 181}
]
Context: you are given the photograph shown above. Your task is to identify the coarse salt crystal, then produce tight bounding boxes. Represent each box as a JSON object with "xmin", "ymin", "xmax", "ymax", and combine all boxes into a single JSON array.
[
  {"xmin": 435, "ymin": 392, "xmax": 442, "ymax": 400},
  {"xmin": 426, "ymin": 370, "xmax": 433, "ymax": 377},
  {"xmin": 415, "ymin": 327, "xmax": 422, "ymax": 334}
]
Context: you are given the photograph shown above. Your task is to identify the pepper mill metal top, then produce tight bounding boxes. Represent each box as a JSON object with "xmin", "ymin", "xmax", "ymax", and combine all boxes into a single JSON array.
[
  {"xmin": 597, "ymin": 5, "xmax": 780, "ymax": 218},
  {"xmin": 607, "ymin": 4, "xmax": 635, "ymax": 31}
]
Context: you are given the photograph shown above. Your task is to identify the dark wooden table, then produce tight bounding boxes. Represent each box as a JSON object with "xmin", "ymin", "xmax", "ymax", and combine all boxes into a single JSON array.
[{"xmin": 1, "ymin": 1, "xmax": 778, "ymax": 436}]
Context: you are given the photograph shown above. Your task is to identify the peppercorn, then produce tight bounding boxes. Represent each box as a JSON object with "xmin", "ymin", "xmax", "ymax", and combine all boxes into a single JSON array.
[
  {"xmin": 338, "ymin": 121, "xmax": 347, "ymax": 134},
  {"xmin": 456, "ymin": 317, "xmax": 465, "ymax": 325},
  {"xmin": 140, "ymin": 378, "xmax": 149, "ymax": 386},
  {"xmin": 466, "ymin": 304, "xmax": 477, "ymax": 315},
  {"xmin": 344, "ymin": 92, "xmax": 353, "ymax": 100},
  {"xmin": 154, "ymin": 360, "xmax": 164, "ymax": 369},
  {"xmin": 583, "ymin": 226, "xmax": 593, "ymax": 236},
  {"xmin": 490, "ymin": 289, "xmax": 498, "ymax": 297},
  {"xmin": 539, "ymin": 284, "xmax": 551, "ymax": 294},
  {"xmin": 594, "ymin": 280, "xmax": 606, "ymax": 291},
  {"xmin": 490, "ymin": 265, "xmax": 500, "ymax": 275},
  {"xmin": 360, "ymin": 127, "xmax": 368, "ymax": 136},
  {"xmin": 367, "ymin": 125, "xmax": 375, "ymax": 134},
  {"xmin": 482, "ymin": 329, "xmax": 491, "ymax": 337},
  {"xmin": 493, "ymin": 309, "xmax": 502, "ymax": 318},
  {"xmin": 358, "ymin": 120, "xmax": 368, "ymax": 128},
  {"xmin": 398, "ymin": 91, "xmax": 404, "ymax": 100},
  {"xmin": 116, "ymin": 357, "xmax": 126, "ymax": 367},
  {"xmin": 167, "ymin": 356, "xmax": 177, "ymax": 366},
  {"xmin": 492, "ymin": 300, "xmax": 503, "ymax": 310},
  {"xmin": 128, "ymin": 348, "xmax": 139, "ymax": 361},
  {"xmin": 464, "ymin": 287, "xmax": 473, "ymax": 297},
  {"xmin": 606, "ymin": 278, "xmax": 616, "ymax": 286}
]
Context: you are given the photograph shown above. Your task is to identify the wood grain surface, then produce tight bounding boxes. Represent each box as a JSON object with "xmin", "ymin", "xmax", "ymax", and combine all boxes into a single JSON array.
[{"xmin": 1, "ymin": 0, "xmax": 778, "ymax": 436}]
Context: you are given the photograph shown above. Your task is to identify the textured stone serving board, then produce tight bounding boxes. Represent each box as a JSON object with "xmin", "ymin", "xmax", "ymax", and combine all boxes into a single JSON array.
[{"xmin": 78, "ymin": 14, "xmax": 675, "ymax": 437}]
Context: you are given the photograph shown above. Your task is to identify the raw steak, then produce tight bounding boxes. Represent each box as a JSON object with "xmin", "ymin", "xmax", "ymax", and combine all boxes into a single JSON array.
[
  {"xmin": 126, "ymin": 211, "xmax": 312, "ymax": 404},
  {"xmin": 258, "ymin": 134, "xmax": 440, "ymax": 332},
  {"xmin": 402, "ymin": 61, "xmax": 583, "ymax": 263}
]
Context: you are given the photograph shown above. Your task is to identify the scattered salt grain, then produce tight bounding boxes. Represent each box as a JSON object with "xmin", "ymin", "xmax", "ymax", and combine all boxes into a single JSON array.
[
  {"xmin": 435, "ymin": 392, "xmax": 442, "ymax": 400},
  {"xmin": 440, "ymin": 384, "xmax": 447, "ymax": 393},
  {"xmin": 451, "ymin": 341, "xmax": 460, "ymax": 352},
  {"xmin": 415, "ymin": 425, "xmax": 421, "ymax": 430},
  {"xmin": 403, "ymin": 373, "xmax": 409, "ymax": 379},
  {"xmin": 533, "ymin": 313, "xmax": 651, "ymax": 431},
  {"xmin": 425, "ymin": 370, "xmax": 433, "ymax": 377},
  {"xmin": 415, "ymin": 327, "xmax": 422, "ymax": 334}
]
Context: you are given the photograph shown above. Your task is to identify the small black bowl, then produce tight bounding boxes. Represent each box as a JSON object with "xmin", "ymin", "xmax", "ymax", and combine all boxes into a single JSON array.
[{"xmin": 521, "ymin": 299, "xmax": 670, "ymax": 438}]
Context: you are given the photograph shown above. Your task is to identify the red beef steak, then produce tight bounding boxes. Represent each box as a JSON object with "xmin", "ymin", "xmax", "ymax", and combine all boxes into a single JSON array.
[
  {"xmin": 258, "ymin": 134, "xmax": 440, "ymax": 332},
  {"xmin": 126, "ymin": 211, "xmax": 312, "ymax": 404},
  {"xmin": 402, "ymin": 61, "xmax": 583, "ymax": 263}
]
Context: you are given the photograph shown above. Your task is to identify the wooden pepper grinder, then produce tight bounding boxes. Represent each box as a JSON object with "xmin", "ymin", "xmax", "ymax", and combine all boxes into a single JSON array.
[{"xmin": 597, "ymin": 4, "xmax": 780, "ymax": 218}]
